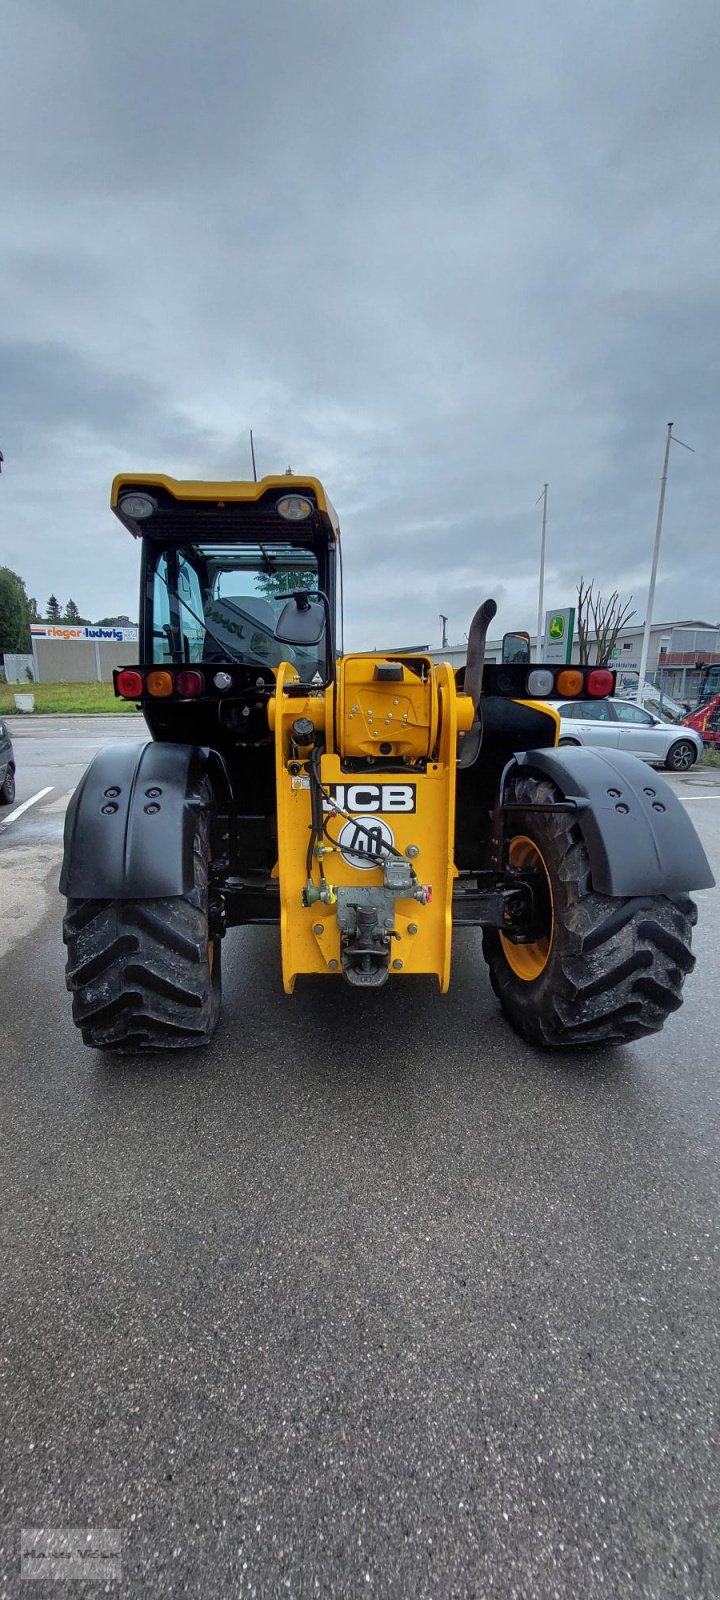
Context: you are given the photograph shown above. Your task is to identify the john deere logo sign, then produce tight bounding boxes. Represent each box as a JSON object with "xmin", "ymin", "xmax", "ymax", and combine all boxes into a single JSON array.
[{"xmin": 543, "ymin": 606, "xmax": 575, "ymax": 664}]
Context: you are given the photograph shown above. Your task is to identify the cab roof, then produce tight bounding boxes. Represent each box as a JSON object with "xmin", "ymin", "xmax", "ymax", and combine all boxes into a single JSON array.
[{"xmin": 111, "ymin": 474, "xmax": 341, "ymax": 542}]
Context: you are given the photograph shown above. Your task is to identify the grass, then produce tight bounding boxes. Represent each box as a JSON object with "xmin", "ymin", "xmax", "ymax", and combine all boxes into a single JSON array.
[
  {"xmin": 699, "ymin": 747, "xmax": 720, "ymax": 767},
  {"xmin": 0, "ymin": 681, "xmax": 139, "ymax": 714}
]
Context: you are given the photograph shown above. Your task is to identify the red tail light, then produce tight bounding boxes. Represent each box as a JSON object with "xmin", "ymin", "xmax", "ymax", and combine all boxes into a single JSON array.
[
  {"xmin": 586, "ymin": 669, "xmax": 614, "ymax": 697},
  {"xmin": 175, "ymin": 669, "xmax": 205, "ymax": 698},
  {"xmin": 116, "ymin": 670, "xmax": 144, "ymax": 699}
]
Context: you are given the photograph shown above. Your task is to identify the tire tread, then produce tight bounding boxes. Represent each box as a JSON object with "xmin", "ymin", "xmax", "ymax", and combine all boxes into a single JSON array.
[
  {"xmin": 63, "ymin": 796, "xmax": 220, "ymax": 1051},
  {"xmin": 483, "ymin": 772, "xmax": 697, "ymax": 1049}
]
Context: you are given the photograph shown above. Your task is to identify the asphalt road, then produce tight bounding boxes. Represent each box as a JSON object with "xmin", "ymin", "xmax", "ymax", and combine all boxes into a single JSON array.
[{"xmin": 1, "ymin": 718, "xmax": 720, "ymax": 1598}]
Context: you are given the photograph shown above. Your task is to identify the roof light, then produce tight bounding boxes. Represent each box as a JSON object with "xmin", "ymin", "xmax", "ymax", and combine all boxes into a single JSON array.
[
  {"xmin": 146, "ymin": 670, "xmax": 174, "ymax": 697},
  {"xmin": 116, "ymin": 669, "xmax": 144, "ymax": 699},
  {"xmin": 277, "ymin": 494, "xmax": 313, "ymax": 522},
  {"xmin": 586, "ymin": 669, "xmax": 614, "ymax": 697},
  {"xmin": 527, "ymin": 669, "xmax": 555, "ymax": 697},
  {"xmin": 119, "ymin": 492, "xmax": 157, "ymax": 520},
  {"xmin": 556, "ymin": 669, "xmax": 584, "ymax": 697},
  {"xmin": 175, "ymin": 669, "xmax": 205, "ymax": 698}
]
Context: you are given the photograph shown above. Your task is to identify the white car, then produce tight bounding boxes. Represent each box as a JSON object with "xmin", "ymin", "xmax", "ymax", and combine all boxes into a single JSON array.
[{"xmin": 552, "ymin": 698, "xmax": 703, "ymax": 772}]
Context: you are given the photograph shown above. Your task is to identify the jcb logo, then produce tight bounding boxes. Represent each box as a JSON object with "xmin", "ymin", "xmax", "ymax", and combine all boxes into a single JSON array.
[{"xmin": 324, "ymin": 783, "xmax": 416, "ymax": 814}]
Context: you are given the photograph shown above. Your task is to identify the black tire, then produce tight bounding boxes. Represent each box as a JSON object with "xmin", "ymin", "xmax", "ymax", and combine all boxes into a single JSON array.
[
  {"xmin": 557, "ymin": 737, "xmax": 580, "ymax": 747},
  {"xmin": 482, "ymin": 773, "xmax": 697, "ymax": 1048},
  {"xmin": 665, "ymin": 739, "xmax": 697, "ymax": 772},
  {"xmin": 0, "ymin": 765, "xmax": 16, "ymax": 805},
  {"xmin": 63, "ymin": 806, "xmax": 221, "ymax": 1051}
]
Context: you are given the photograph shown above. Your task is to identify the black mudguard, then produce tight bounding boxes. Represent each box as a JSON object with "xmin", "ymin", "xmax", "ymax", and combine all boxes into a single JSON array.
[
  {"xmin": 512, "ymin": 746, "xmax": 714, "ymax": 897},
  {"xmin": 60, "ymin": 741, "xmax": 228, "ymax": 900}
]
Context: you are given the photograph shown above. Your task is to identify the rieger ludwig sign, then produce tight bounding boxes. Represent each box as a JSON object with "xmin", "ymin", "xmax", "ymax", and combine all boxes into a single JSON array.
[{"xmin": 31, "ymin": 624, "xmax": 139, "ymax": 643}]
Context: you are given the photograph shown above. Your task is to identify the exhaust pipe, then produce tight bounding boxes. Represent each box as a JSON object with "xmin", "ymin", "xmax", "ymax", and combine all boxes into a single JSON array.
[{"xmin": 464, "ymin": 598, "xmax": 497, "ymax": 707}]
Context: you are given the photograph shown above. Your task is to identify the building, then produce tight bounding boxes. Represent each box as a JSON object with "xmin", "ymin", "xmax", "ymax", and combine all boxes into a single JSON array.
[
  {"xmin": 435, "ymin": 619, "xmax": 720, "ymax": 704},
  {"xmin": 27, "ymin": 623, "xmax": 140, "ymax": 683}
]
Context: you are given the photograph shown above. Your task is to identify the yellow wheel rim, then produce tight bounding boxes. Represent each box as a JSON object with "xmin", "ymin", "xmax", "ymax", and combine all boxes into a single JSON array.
[{"xmin": 499, "ymin": 835, "xmax": 554, "ymax": 982}]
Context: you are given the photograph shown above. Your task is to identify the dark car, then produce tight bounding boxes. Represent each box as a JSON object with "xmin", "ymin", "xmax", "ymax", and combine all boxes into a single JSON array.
[{"xmin": 0, "ymin": 719, "xmax": 16, "ymax": 804}]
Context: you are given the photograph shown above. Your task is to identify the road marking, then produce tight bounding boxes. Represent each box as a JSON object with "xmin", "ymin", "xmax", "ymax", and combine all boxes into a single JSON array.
[
  {"xmin": 0, "ymin": 787, "xmax": 54, "ymax": 827},
  {"xmin": 681, "ymin": 794, "xmax": 720, "ymax": 801}
]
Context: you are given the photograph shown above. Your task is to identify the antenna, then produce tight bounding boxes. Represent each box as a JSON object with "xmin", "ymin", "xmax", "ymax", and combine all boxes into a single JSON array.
[{"xmin": 249, "ymin": 430, "xmax": 258, "ymax": 482}]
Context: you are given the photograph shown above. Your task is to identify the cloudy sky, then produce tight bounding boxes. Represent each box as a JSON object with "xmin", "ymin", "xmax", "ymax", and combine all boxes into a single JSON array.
[{"xmin": 2, "ymin": 0, "xmax": 718, "ymax": 647}]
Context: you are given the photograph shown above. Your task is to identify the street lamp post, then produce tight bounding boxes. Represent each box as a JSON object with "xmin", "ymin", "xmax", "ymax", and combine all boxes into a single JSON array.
[
  {"xmin": 535, "ymin": 484, "xmax": 548, "ymax": 661},
  {"xmin": 636, "ymin": 424, "xmax": 694, "ymax": 704}
]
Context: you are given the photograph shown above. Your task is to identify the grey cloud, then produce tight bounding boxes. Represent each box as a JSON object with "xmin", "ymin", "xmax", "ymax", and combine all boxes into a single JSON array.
[{"xmin": 1, "ymin": 0, "xmax": 718, "ymax": 639}]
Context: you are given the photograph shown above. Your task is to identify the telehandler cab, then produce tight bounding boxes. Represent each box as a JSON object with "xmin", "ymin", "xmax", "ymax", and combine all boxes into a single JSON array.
[{"xmin": 61, "ymin": 475, "xmax": 713, "ymax": 1051}]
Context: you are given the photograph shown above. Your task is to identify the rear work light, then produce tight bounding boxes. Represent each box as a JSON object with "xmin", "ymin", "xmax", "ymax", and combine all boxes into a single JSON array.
[
  {"xmin": 146, "ymin": 670, "xmax": 174, "ymax": 698},
  {"xmin": 526, "ymin": 669, "xmax": 555, "ymax": 697},
  {"xmin": 277, "ymin": 494, "xmax": 313, "ymax": 521},
  {"xmin": 586, "ymin": 669, "xmax": 615, "ymax": 697},
  {"xmin": 119, "ymin": 492, "xmax": 156, "ymax": 519},
  {"xmin": 555, "ymin": 668, "xmax": 584, "ymax": 697},
  {"xmin": 116, "ymin": 670, "xmax": 144, "ymax": 699},
  {"xmin": 175, "ymin": 669, "xmax": 205, "ymax": 698}
]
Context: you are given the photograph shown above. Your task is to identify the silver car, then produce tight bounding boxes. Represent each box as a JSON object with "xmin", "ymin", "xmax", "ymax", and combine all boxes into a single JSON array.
[{"xmin": 552, "ymin": 698, "xmax": 703, "ymax": 772}]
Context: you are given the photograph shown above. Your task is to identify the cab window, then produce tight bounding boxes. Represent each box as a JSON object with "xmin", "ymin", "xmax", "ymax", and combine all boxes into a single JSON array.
[
  {"xmin": 151, "ymin": 541, "xmax": 325, "ymax": 680},
  {"xmin": 153, "ymin": 554, "xmax": 205, "ymax": 663}
]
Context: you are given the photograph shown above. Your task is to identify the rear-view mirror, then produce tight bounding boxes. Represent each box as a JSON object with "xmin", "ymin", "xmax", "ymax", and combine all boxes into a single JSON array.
[
  {"xmin": 502, "ymin": 631, "xmax": 531, "ymax": 664},
  {"xmin": 275, "ymin": 593, "xmax": 325, "ymax": 647}
]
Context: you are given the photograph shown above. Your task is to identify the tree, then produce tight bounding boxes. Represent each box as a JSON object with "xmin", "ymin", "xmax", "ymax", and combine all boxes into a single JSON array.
[
  {"xmin": 576, "ymin": 578, "xmax": 636, "ymax": 666},
  {"xmin": 0, "ymin": 567, "xmax": 32, "ymax": 652},
  {"xmin": 28, "ymin": 597, "xmax": 40, "ymax": 621},
  {"xmin": 255, "ymin": 569, "xmax": 316, "ymax": 600},
  {"xmin": 62, "ymin": 598, "xmax": 91, "ymax": 624},
  {"xmin": 46, "ymin": 594, "xmax": 61, "ymax": 622}
]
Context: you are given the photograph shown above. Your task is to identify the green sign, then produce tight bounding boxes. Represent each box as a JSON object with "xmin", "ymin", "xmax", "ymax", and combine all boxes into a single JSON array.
[{"xmin": 543, "ymin": 606, "xmax": 575, "ymax": 664}]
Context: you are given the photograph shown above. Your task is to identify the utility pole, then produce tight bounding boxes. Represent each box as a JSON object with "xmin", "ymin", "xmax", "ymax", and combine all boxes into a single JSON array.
[
  {"xmin": 439, "ymin": 613, "xmax": 448, "ymax": 650},
  {"xmin": 535, "ymin": 484, "xmax": 548, "ymax": 661},
  {"xmin": 636, "ymin": 423, "xmax": 694, "ymax": 703}
]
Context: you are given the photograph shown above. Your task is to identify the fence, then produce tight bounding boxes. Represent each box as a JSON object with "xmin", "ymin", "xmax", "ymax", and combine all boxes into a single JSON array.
[{"xmin": 2, "ymin": 653, "xmax": 34, "ymax": 683}]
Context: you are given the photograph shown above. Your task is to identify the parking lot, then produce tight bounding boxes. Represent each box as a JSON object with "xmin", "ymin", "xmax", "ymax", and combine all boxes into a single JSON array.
[{"xmin": 2, "ymin": 716, "xmax": 719, "ymax": 1597}]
